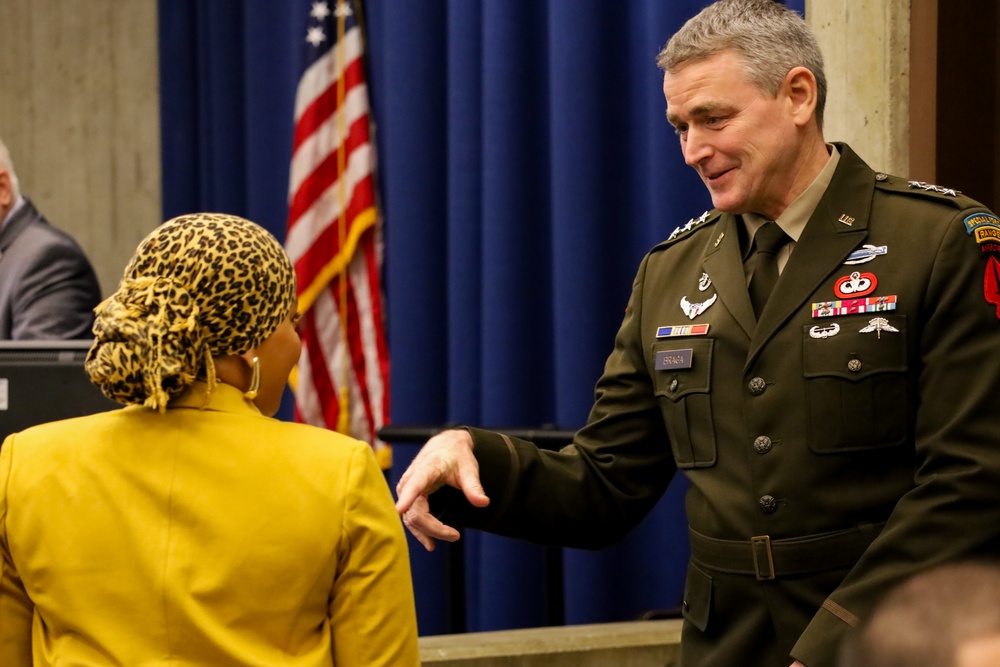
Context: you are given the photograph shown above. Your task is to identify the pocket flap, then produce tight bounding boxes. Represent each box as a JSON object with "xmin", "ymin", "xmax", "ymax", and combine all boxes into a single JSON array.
[{"xmin": 682, "ymin": 561, "xmax": 713, "ymax": 632}]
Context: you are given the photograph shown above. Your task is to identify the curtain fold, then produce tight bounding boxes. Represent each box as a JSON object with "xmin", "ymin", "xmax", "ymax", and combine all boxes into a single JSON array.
[{"xmin": 159, "ymin": 0, "xmax": 804, "ymax": 638}]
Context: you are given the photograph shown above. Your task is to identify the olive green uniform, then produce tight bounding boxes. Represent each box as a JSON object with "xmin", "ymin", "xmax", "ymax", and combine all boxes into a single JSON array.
[{"xmin": 434, "ymin": 144, "xmax": 1000, "ymax": 667}]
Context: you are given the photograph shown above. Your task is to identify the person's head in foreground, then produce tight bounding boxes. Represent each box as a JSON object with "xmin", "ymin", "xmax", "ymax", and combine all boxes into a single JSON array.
[
  {"xmin": 839, "ymin": 561, "xmax": 1000, "ymax": 667},
  {"xmin": 86, "ymin": 212, "xmax": 299, "ymax": 417}
]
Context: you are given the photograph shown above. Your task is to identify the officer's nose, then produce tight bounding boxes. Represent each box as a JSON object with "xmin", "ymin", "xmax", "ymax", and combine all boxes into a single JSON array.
[{"xmin": 682, "ymin": 127, "xmax": 713, "ymax": 168}]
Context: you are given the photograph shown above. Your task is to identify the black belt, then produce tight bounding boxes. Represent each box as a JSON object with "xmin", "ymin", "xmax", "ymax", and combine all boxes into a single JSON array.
[{"xmin": 688, "ymin": 522, "xmax": 885, "ymax": 581}]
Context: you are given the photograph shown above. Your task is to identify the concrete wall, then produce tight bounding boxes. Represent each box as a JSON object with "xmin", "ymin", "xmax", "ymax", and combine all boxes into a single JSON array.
[
  {"xmin": 0, "ymin": 0, "xmax": 161, "ymax": 298},
  {"xmin": 807, "ymin": 0, "xmax": 913, "ymax": 177}
]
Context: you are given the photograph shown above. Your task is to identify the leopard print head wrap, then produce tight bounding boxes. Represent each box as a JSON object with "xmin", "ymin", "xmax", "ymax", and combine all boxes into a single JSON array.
[{"xmin": 86, "ymin": 213, "xmax": 297, "ymax": 411}]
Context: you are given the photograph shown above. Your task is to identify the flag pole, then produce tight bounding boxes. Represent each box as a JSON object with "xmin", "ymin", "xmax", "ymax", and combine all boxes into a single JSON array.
[{"xmin": 335, "ymin": 1, "xmax": 350, "ymax": 435}]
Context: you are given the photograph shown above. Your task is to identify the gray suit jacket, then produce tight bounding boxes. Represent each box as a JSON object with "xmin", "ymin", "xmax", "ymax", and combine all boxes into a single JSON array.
[{"xmin": 0, "ymin": 199, "xmax": 102, "ymax": 339}]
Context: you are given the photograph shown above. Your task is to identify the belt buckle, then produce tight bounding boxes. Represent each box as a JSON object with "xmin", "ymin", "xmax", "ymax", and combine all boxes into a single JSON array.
[{"xmin": 751, "ymin": 535, "xmax": 775, "ymax": 581}]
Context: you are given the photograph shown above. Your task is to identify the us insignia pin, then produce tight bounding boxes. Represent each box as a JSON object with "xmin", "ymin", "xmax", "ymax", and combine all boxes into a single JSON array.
[
  {"xmin": 680, "ymin": 293, "xmax": 717, "ymax": 320},
  {"xmin": 908, "ymin": 181, "xmax": 961, "ymax": 196},
  {"xmin": 667, "ymin": 210, "xmax": 712, "ymax": 241},
  {"xmin": 860, "ymin": 317, "xmax": 899, "ymax": 339}
]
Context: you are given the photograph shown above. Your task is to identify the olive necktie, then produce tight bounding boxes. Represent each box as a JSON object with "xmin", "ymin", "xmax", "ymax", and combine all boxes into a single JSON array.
[{"xmin": 748, "ymin": 221, "xmax": 789, "ymax": 319}]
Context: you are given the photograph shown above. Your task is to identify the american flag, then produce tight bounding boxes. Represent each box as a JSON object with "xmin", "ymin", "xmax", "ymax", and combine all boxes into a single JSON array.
[{"xmin": 286, "ymin": 0, "xmax": 391, "ymax": 468}]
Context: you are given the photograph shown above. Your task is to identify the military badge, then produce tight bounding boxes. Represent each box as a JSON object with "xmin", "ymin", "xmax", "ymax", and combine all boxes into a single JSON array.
[
  {"xmin": 860, "ymin": 317, "xmax": 899, "ymax": 339},
  {"xmin": 680, "ymin": 293, "xmax": 717, "ymax": 320},
  {"xmin": 844, "ymin": 244, "xmax": 888, "ymax": 265},
  {"xmin": 908, "ymin": 181, "xmax": 961, "ymax": 196},
  {"xmin": 834, "ymin": 271, "xmax": 877, "ymax": 298},
  {"xmin": 667, "ymin": 210, "xmax": 712, "ymax": 241},
  {"xmin": 808, "ymin": 323, "xmax": 840, "ymax": 339}
]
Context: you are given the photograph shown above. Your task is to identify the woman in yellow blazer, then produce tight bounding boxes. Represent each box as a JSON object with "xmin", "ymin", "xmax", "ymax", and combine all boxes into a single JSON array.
[{"xmin": 0, "ymin": 213, "xmax": 419, "ymax": 666}]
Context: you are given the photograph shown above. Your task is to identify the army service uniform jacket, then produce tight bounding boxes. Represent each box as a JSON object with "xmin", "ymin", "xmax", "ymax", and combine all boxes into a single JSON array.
[{"xmin": 435, "ymin": 143, "xmax": 1000, "ymax": 667}]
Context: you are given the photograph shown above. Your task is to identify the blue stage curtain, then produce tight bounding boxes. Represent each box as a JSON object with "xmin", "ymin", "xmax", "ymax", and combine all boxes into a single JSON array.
[{"xmin": 159, "ymin": 0, "xmax": 804, "ymax": 638}]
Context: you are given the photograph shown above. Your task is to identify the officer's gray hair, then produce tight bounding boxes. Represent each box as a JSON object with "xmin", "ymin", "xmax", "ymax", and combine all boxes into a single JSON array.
[
  {"xmin": 0, "ymin": 136, "xmax": 21, "ymax": 200},
  {"xmin": 656, "ymin": 0, "xmax": 827, "ymax": 129}
]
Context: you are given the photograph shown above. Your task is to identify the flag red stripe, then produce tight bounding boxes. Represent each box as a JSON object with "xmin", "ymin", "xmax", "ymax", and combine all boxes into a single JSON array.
[
  {"xmin": 293, "ymin": 175, "xmax": 375, "ymax": 289},
  {"xmin": 288, "ymin": 113, "xmax": 371, "ymax": 227},
  {"xmin": 292, "ymin": 56, "xmax": 365, "ymax": 153}
]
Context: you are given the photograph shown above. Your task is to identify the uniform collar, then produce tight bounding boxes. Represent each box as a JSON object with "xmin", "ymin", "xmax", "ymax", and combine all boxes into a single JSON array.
[{"xmin": 742, "ymin": 144, "xmax": 842, "ymax": 252}]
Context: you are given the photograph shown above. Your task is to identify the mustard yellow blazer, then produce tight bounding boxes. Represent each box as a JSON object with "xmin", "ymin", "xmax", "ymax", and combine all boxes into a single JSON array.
[{"xmin": 0, "ymin": 382, "xmax": 419, "ymax": 666}]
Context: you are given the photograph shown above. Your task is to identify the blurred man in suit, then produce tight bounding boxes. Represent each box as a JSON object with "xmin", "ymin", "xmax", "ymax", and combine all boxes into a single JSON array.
[{"xmin": 0, "ymin": 135, "xmax": 101, "ymax": 339}]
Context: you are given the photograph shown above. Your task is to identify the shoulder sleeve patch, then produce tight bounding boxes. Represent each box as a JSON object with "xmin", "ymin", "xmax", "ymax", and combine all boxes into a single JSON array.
[{"xmin": 965, "ymin": 212, "xmax": 1000, "ymax": 252}]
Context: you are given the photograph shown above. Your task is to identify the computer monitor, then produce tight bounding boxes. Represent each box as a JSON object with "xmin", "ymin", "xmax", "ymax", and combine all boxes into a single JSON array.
[{"xmin": 0, "ymin": 340, "xmax": 120, "ymax": 442}]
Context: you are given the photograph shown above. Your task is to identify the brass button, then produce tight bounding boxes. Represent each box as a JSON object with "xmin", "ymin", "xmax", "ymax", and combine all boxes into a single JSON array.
[
  {"xmin": 682, "ymin": 600, "xmax": 690, "ymax": 614},
  {"xmin": 847, "ymin": 358, "xmax": 862, "ymax": 373},
  {"xmin": 759, "ymin": 495, "xmax": 778, "ymax": 514},
  {"xmin": 748, "ymin": 377, "xmax": 767, "ymax": 396},
  {"xmin": 669, "ymin": 378, "xmax": 679, "ymax": 392},
  {"xmin": 753, "ymin": 436, "xmax": 773, "ymax": 454},
  {"xmin": 875, "ymin": 173, "xmax": 888, "ymax": 181}
]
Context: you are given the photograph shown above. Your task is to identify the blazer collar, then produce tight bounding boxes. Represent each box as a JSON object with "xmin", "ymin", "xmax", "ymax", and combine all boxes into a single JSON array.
[{"xmin": 169, "ymin": 381, "xmax": 263, "ymax": 416}]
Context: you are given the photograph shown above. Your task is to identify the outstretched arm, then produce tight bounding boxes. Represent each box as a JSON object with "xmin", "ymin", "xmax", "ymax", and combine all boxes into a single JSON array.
[{"xmin": 394, "ymin": 429, "xmax": 490, "ymax": 551}]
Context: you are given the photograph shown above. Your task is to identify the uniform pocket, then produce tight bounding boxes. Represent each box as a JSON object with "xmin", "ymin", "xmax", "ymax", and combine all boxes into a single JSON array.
[
  {"xmin": 803, "ymin": 316, "xmax": 909, "ymax": 452},
  {"xmin": 653, "ymin": 338, "xmax": 716, "ymax": 468},
  {"xmin": 682, "ymin": 560, "xmax": 713, "ymax": 632}
]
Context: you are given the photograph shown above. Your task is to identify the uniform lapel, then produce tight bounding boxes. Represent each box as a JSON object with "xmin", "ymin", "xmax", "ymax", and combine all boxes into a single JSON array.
[
  {"xmin": 703, "ymin": 213, "xmax": 756, "ymax": 339},
  {"xmin": 747, "ymin": 145, "xmax": 875, "ymax": 364}
]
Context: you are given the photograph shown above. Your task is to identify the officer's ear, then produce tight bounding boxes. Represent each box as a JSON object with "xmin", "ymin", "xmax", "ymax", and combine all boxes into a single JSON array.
[{"xmin": 782, "ymin": 66, "xmax": 819, "ymax": 128}]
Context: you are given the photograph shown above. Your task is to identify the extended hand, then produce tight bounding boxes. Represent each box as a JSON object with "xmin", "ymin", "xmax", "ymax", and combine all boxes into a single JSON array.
[{"xmin": 395, "ymin": 429, "xmax": 490, "ymax": 551}]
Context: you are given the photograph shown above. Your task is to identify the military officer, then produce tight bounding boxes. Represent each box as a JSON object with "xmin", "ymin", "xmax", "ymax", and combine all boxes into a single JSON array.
[{"xmin": 395, "ymin": 1, "xmax": 1000, "ymax": 666}]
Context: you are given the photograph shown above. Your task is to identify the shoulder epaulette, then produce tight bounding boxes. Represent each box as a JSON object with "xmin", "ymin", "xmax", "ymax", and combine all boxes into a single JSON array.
[
  {"xmin": 654, "ymin": 210, "xmax": 721, "ymax": 250},
  {"xmin": 873, "ymin": 173, "xmax": 982, "ymax": 209}
]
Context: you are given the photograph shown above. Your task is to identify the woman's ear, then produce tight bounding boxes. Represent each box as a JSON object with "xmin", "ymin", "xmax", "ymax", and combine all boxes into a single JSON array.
[{"xmin": 240, "ymin": 350, "xmax": 261, "ymax": 400}]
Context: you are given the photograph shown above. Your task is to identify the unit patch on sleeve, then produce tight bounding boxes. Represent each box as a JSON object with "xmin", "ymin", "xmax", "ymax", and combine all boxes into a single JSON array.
[
  {"xmin": 964, "ymin": 212, "xmax": 1000, "ymax": 318},
  {"xmin": 985, "ymin": 256, "xmax": 1000, "ymax": 319}
]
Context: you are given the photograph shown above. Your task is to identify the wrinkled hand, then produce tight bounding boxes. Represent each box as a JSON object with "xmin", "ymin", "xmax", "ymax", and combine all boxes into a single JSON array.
[{"xmin": 395, "ymin": 429, "xmax": 490, "ymax": 551}]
